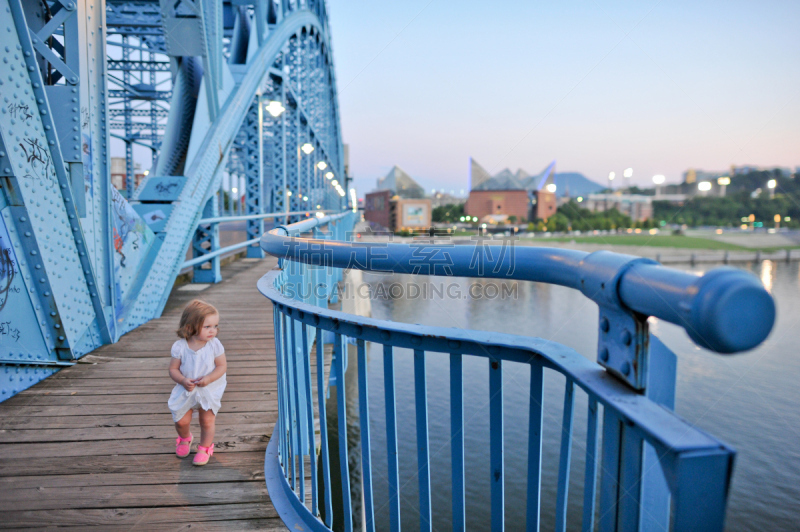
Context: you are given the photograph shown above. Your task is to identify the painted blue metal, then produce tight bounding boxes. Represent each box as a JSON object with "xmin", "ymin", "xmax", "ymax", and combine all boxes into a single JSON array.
[
  {"xmin": 384, "ymin": 343, "xmax": 401, "ymax": 532},
  {"xmin": 490, "ymin": 357, "xmax": 505, "ymax": 532},
  {"xmin": 334, "ymin": 332, "xmax": 353, "ymax": 532},
  {"xmin": 1, "ymin": 0, "xmax": 349, "ymax": 398},
  {"xmin": 581, "ymin": 398, "xmax": 600, "ymax": 532},
  {"xmin": 191, "ymin": 196, "xmax": 222, "ymax": 283},
  {"xmin": 599, "ymin": 410, "xmax": 622, "ymax": 532},
  {"xmin": 290, "ymin": 318, "xmax": 305, "ymax": 504},
  {"xmin": 526, "ymin": 364, "xmax": 544, "ymax": 532},
  {"xmin": 260, "ymin": 236, "xmax": 774, "ymax": 357},
  {"xmin": 283, "ymin": 312, "xmax": 297, "ymax": 491},
  {"xmin": 258, "ymin": 209, "xmax": 772, "ymax": 532},
  {"xmin": 555, "ymin": 379, "xmax": 575, "ymax": 532},
  {"xmin": 301, "ymin": 323, "xmax": 319, "ymax": 516},
  {"xmin": 356, "ymin": 338, "xmax": 376, "ymax": 532},
  {"xmin": 450, "ymin": 353, "xmax": 465, "ymax": 532},
  {"xmin": 414, "ymin": 348, "xmax": 433, "ymax": 532},
  {"xmin": 317, "ymin": 327, "xmax": 334, "ymax": 527}
]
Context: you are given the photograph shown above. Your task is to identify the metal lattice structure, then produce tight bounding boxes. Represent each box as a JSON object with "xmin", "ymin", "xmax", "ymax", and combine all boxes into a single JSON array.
[{"xmin": 0, "ymin": 0, "xmax": 349, "ymax": 398}]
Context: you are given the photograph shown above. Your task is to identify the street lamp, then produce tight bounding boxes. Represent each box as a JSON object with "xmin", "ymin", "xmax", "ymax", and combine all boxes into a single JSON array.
[
  {"xmin": 698, "ymin": 181, "xmax": 712, "ymax": 195},
  {"xmin": 545, "ymin": 183, "xmax": 557, "ymax": 193},
  {"xmin": 301, "ymin": 143, "xmax": 314, "ymax": 155},
  {"xmin": 717, "ymin": 176, "xmax": 730, "ymax": 197},
  {"xmin": 325, "ymin": 171, "xmax": 334, "ymax": 180},
  {"xmin": 608, "ymin": 171, "xmax": 616, "ymax": 190},
  {"xmin": 767, "ymin": 179, "xmax": 777, "ymax": 199},
  {"xmin": 317, "ymin": 161, "xmax": 327, "ymax": 170},
  {"xmin": 265, "ymin": 101, "xmax": 285, "ymax": 117},
  {"xmin": 652, "ymin": 174, "xmax": 665, "ymax": 196}
]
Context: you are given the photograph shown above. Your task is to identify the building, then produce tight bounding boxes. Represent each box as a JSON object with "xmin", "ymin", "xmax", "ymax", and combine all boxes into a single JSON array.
[
  {"xmin": 364, "ymin": 166, "xmax": 432, "ymax": 231},
  {"xmin": 364, "ymin": 189, "xmax": 392, "ymax": 229},
  {"xmin": 465, "ymin": 159, "xmax": 560, "ymax": 221},
  {"xmin": 465, "ymin": 189, "xmax": 529, "ymax": 222},
  {"xmin": 584, "ymin": 194, "xmax": 653, "ymax": 222},
  {"xmin": 110, "ymin": 157, "xmax": 145, "ymax": 192},
  {"xmin": 531, "ymin": 190, "xmax": 557, "ymax": 220},
  {"xmin": 376, "ymin": 165, "xmax": 425, "ymax": 199}
]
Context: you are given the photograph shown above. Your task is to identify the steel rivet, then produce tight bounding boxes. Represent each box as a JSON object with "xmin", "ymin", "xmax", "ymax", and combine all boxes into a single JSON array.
[
  {"xmin": 600, "ymin": 317, "xmax": 609, "ymax": 333},
  {"xmin": 621, "ymin": 361, "xmax": 631, "ymax": 376},
  {"xmin": 599, "ymin": 348, "xmax": 609, "ymax": 362},
  {"xmin": 621, "ymin": 330, "xmax": 632, "ymax": 346}
]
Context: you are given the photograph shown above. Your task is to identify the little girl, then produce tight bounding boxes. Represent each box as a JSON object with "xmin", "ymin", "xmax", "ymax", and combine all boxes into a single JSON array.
[{"xmin": 168, "ymin": 299, "xmax": 227, "ymax": 466}]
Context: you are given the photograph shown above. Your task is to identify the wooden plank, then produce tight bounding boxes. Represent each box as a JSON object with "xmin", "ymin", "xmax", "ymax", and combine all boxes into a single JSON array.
[
  {"xmin": 3, "ymin": 390, "xmax": 276, "ymax": 406},
  {"xmin": 0, "ymin": 411, "xmax": 277, "ymax": 429},
  {"xmin": 0, "ymin": 256, "xmax": 298, "ymax": 529},
  {"xmin": 0, "ymin": 421, "xmax": 274, "ymax": 444},
  {"xmin": 0, "ymin": 480, "xmax": 270, "ymax": 511},
  {"xmin": 4, "ymin": 400, "xmax": 278, "ymax": 417},
  {"xmin": 0, "ymin": 505, "xmax": 284, "ymax": 530},
  {"xmin": 0, "ymin": 451, "xmax": 266, "ymax": 477}
]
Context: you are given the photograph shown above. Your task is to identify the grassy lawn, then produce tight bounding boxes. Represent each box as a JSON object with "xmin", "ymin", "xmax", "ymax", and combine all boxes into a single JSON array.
[{"xmin": 524, "ymin": 234, "xmax": 798, "ymax": 251}]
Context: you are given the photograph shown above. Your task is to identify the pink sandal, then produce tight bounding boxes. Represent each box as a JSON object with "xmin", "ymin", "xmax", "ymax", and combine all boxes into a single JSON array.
[
  {"xmin": 176, "ymin": 433, "xmax": 193, "ymax": 458},
  {"xmin": 193, "ymin": 443, "xmax": 214, "ymax": 466}
]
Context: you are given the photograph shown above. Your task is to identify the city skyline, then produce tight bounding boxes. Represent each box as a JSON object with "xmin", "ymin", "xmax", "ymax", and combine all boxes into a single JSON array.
[{"xmin": 327, "ymin": 0, "xmax": 800, "ymax": 195}]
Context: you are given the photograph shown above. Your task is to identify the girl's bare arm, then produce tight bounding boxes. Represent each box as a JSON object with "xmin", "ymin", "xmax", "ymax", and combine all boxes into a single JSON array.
[
  {"xmin": 169, "ymin": 357, "xmax": 195, "ymax": 391},
  {"xmin": 194, "ymin": 354, "xmax": 227, "ymax": 387}
]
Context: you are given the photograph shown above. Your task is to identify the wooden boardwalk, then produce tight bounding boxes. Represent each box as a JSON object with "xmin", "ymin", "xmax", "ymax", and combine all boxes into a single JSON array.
[{"xmin": 0, "ymin": 257, "xmax": 288, "ymax": 530}]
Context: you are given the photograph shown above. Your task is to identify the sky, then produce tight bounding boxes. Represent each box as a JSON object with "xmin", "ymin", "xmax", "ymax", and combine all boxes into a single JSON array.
[{"xmin": 326, "ymin": 0, "xmax": 800, "ymax": 195}]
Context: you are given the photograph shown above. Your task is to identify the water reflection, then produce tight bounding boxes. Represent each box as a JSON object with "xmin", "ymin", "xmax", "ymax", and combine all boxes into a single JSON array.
[{"xmin": 761, "ymin": 259, "xmax": 774, "ymax": 292}]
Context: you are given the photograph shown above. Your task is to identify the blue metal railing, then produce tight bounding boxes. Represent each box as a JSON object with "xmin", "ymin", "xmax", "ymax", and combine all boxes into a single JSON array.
[
  {"xmin": 258, "ymin": 214, "xmax": 775, "ymax": 532},
  {"xmin": 180, "ymin": 209, "xmax": 333, "ymax": 270}
]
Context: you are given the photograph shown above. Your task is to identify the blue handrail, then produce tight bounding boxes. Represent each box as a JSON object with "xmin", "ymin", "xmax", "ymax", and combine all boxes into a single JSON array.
[
  {"xmin": 258, "ymin": 213, "xmax": 775, "ymax": 532},
  {"xmin": 261, "ymin": 229, "xmax": 774, "ymax": 355}
]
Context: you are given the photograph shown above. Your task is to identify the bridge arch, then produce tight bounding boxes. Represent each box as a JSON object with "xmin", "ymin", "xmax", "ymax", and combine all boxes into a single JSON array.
[{"xmin": 0, "ymin": 0, "xmax": 349, "ymax": 395}]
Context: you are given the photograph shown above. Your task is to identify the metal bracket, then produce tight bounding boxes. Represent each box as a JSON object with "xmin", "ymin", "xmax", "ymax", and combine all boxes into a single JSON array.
[{"xmin": 579, "ymin": 251, "xmax": 658, "ymax": 391}]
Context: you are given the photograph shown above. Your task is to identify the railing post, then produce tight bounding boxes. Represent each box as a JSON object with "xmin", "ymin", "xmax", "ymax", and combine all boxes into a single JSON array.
[
  {"xmin": 192, "ymin": 195, "xmax": 221, "ymax": 283},
  {"xmin": 640, "ymin": 336, "xmax": 676, "ymax": 531},
  {"xmin": 414, "ymin": 349, "xmax": 433, "ymax": 532},
  {"xmin": 245, "ymin": 94, "xmax": 265, "ymax": 258},
  {"xmin": 490, "ymin": 357, "xmax": 505, "ymax": 531},
  {"xmin": 384, "ymin": 344, "xmax": 402, "ymax": 532},
  {"xmin": 451, "ymin": 353, "xmax": 465, "ymax": 531}
]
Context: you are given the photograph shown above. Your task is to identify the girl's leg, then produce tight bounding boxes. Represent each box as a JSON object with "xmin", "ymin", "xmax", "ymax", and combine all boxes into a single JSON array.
[
  {"xmin": 198, "ymin": 408, "xmax": 216, "ymax": 447},
  {"xmin": 175, "ymin": 409, "xmax": 193, "ymax": 439}
]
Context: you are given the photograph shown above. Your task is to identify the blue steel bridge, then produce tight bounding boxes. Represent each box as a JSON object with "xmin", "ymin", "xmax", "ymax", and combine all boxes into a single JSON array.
[{"xmin": 0, "ymin": 1, "xmax": 777, "ymax": 531}]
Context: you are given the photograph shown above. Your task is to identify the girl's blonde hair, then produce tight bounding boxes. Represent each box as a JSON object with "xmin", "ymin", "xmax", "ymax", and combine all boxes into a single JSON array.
[{"xmin": 176, "ymin": 299, "xmax": 219, "ymax": 339}]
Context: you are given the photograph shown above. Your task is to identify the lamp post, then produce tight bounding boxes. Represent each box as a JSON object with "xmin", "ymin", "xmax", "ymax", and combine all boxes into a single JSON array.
[
  {"xmin": 623, "ymin": 168, "xmax": 633, "ymax": 192},
  {"xmin": 608, "ymin": 171, "xmax": 616, "ymax": 191},
  {"xmin": 652, "ymin": 174, "xmax": 665, "ymax": 197},
  {"xmin": 767, "ymin": 179, "xmax": 777, "ymax": 199},
  {"xmin": 717, "ymin": 176, "xmax": 730, "ymax": 197},
  {"xmin": 698, "ymin": 181, "xmax": 712, "ymax": 196}
]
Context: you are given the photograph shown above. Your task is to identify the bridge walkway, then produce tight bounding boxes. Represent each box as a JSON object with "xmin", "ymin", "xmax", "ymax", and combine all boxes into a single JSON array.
[{"xmin": 0, "ymin": 257, "xmax": 289, "ymax": 530}]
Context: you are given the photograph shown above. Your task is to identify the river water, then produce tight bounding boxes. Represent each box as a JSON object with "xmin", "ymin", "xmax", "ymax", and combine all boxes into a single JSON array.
[{"xmin": 334, "ymin": 259, "xmax": 799, "ymax": 531}]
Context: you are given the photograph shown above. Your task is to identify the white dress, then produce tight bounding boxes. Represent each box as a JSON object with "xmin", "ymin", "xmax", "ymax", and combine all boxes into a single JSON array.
[{"xmin": 168, "ymin": 337, "xmax": 227, "ymax": 422}]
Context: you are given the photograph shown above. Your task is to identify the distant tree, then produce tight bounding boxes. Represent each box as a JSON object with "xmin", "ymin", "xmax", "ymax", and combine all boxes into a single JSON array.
[{"xmin": 432, "ymin": 203, "xmax": 465, "ymax": 223}]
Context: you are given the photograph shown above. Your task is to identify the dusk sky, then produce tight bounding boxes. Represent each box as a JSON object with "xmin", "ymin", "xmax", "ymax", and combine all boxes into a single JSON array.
[{"xmin": 327, "ymin": 0, "xmax": 800, "ymax": 196}]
